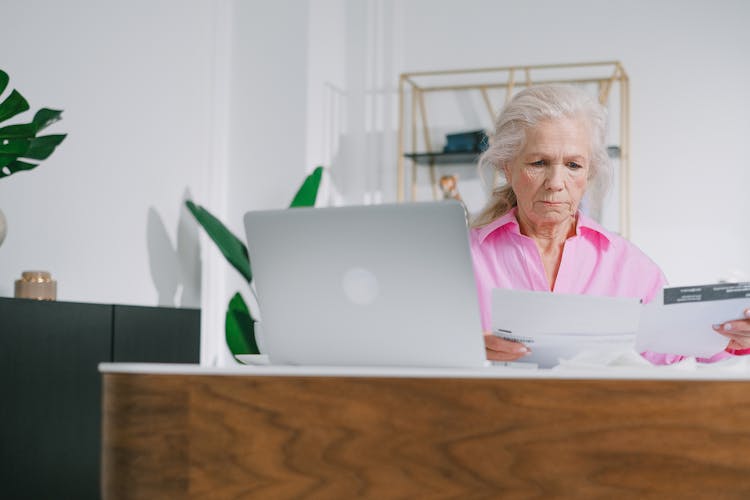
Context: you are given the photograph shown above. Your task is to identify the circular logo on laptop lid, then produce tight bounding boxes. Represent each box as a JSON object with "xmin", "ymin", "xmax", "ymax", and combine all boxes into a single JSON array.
[{"xmin": 341, "ymin": 267, "xmax": 379, "ymax": 305}]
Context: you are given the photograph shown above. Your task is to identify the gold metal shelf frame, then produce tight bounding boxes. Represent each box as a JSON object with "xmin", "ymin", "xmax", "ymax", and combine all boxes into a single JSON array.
[{"xmin": 396, "ymin": 61, "xmax": 630, "ymax": 237}]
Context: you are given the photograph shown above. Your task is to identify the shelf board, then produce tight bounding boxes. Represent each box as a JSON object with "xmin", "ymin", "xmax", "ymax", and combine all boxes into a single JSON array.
[
  {"xmin": 404, "ymin": 146, "xmax": 621, "ymax": 166},
  {"xmin": 403, "ymin": 151, "xmax": 483, "ymax": 165}
]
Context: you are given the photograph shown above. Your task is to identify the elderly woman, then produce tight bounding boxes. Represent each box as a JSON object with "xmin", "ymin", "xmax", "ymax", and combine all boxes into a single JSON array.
[{"xmin": 470, "ymin": 85, "xmax": 745, "ymax": 363}]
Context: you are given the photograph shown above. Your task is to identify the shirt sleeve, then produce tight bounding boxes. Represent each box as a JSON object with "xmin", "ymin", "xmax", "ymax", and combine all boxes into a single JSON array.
[{"xmin": 642, "ymin": 266, "xmax": 668, "ymax": 305}]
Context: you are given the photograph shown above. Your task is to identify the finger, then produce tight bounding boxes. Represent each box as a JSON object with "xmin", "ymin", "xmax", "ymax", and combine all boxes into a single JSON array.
[
  {"xmin": 484, "ymin": 333, "xmax": 531, "ymax": 359},
  {"xmin": 483, "ymin": 333, "xmax": 531, "ymax": 355},
  {"xmin": 712, "ymin": 326, "xmax": 750, "ymax": 349},
  {"xmin": 485, "ymin": 348, "xmax": 527, "ymax": 361},
  {"xmin": 713, "ymin": 321, "xmax": 750, "ymax": 336}
]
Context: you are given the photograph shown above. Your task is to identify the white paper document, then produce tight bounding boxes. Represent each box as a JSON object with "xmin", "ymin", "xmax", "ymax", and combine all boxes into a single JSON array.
[
  {"xmin": 491, "ymin": 289, "xmax": 642, "ymax": 368},
  {"xmin": 635, "ymin": 283, "xmax": 750, "ymax": 358},
  {"xmin": 491, "ymin": 283, "xmax": 750, "ymax": 368}
]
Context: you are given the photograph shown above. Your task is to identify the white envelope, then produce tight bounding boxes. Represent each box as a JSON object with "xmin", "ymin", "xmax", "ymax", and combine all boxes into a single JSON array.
[{"xmin": 491, "ymin": 288, "xmax": 642, "ymax": 336}]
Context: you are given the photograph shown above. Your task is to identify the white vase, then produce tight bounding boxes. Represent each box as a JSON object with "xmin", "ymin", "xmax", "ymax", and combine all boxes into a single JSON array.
[{"xmin": 0, "ymin": 208, "xmax": 6, "ymax": 247}]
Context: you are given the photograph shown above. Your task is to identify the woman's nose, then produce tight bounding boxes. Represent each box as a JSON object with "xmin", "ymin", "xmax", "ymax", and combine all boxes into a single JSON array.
[{"xmin": 544, "ymin": 165, "xmax": 565, "ymax": 190}]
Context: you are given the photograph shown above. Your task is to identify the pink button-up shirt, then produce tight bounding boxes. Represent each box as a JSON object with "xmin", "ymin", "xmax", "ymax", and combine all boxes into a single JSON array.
[{"xmin": 469, "ymin": 207, "xmax": 728, "ymax": 364}]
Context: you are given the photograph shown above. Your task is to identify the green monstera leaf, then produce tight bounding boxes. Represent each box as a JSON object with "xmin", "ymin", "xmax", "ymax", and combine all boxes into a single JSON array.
[
  {"xmin": 187, "ymin": 166, "xmax": 324, "ymax": 357},
  {"xmin": 0, "ymin": 70, "xmax": 66, "ymax": 179}
]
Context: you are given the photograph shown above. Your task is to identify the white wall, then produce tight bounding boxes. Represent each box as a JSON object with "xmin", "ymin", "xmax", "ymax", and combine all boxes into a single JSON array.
[
  {"xmin": 207, "ymin": 0, "xmax": 312, "ymax": 366},
  {"xmin": 0, "ymin": 0, "xmax": 220, "ymax": 307},
  {"xmin": 306, "ymin": 0, "xmax": 348, "ymax": 171},
  {"xmin": 0, "ymin": 0, "xmax": 314, "ymax": 365}
]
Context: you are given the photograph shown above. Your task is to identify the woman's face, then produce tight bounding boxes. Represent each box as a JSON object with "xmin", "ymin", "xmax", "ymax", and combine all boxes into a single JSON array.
[{"xmin": 504, "ymin": 117, "xmax": 591, "ymax": 228}]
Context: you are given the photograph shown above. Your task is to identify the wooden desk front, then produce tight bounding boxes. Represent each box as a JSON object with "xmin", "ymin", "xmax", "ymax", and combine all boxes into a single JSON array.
[{"xmin": 101, "ymin": 365, "xmax": 750, "ymax": 499}]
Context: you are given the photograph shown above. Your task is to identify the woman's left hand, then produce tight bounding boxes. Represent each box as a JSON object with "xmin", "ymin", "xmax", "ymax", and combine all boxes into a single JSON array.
[{"xmin": 713, "ymin": 308, "xmax": 750, "ymax": 349}]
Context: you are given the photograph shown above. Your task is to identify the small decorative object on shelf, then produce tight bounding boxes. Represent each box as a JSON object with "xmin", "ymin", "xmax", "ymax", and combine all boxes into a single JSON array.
[
  {"xmin": 439, "ymin": 174, "xmax": 469, "ymax": 218},
  {"xmin": 607, "ymin": 145, "xmax": 621, "ymax": 158},
  {"xmin": 439, "ymin": 174, "xmax": 463, "ymax": 202},
  {"xmin": 15, "ymin": 271, "xmax": 57, "ymax": 301}
]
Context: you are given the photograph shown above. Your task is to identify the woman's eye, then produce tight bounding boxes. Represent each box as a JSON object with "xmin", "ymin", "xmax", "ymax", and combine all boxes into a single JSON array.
[
  {"xmin": 566, "ymin": 161, "xmax": 582, "ymax": 169},
  {"xmin": 529, "ymin": 160, "xmax": 546, "ymax": 167}
]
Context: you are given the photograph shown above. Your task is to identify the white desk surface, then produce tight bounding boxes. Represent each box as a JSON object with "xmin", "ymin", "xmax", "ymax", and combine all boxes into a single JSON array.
[{"xmin": 99, "ymin": 361, "xmax": 750, "ymax": 381}]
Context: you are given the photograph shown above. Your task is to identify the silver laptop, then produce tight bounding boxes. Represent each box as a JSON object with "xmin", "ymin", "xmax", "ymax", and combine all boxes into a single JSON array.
[{"xmin": 243, "ymin": 201, "xmax": 486, "ymax": 368}]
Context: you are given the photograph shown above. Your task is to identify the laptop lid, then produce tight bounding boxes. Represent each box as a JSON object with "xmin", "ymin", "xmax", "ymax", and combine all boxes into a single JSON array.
[{"xmin": 242, "ymin": 201, "xmax": 486, "ymax": 368}]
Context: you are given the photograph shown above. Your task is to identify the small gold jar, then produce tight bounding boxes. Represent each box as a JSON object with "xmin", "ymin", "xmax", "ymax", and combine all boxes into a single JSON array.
[{"xmin": 15, "ymin": 271, "xmax": 57, "ymax": 301}]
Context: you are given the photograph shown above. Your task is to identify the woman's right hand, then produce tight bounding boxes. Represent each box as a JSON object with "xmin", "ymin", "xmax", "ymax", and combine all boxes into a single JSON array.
[
  {"xmin": 712, "ymin": 308, "xmax": 750, "ymax": 350},
  {"xmin": 483, "ymin": 331, "xmax": 531, "ymax": 361}
]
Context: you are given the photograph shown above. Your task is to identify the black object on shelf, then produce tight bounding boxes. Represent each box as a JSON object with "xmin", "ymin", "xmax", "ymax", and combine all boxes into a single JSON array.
[
  {"xmin": 607, "ymin": 146, "xmax": 621, "ymax": 158},
  {"xmin": 443, "ymin": 129, "xmax": 488, "ymax": 154}
]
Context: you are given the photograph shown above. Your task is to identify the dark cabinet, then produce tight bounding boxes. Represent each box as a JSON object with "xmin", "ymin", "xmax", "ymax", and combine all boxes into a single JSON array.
[
  {"xmin": 112, "ymin": 304, "xmax": 200, "ymax": 363},
  {"xmin": 0, "ymin": 297, "xmax": 200, "ymax": 499}
]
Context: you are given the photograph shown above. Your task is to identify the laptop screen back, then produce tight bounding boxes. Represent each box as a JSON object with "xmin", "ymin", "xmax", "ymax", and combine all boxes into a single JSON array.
[{"xmin": 243, "ymin": 201, "xmax": 485, "ymax": 368}]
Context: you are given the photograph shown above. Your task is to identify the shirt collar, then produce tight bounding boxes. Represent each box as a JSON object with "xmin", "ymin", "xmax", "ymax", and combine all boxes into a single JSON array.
[
  {"xmin": 575, "ymin": 210, "xmax": 612, "ymax": 244},
  {"xmin": 475, "ymin": 207, "xmax": 521, "ymax": 244},
  {"xmin": 476, "ymin": 207, "xmax": 612, "ymax": 245}
]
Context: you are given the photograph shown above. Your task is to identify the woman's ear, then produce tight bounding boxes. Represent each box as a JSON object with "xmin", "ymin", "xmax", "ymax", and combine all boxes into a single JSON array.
[{"xmin": 502, "ymin": 163, "xmax": 512, "ymax": 183}]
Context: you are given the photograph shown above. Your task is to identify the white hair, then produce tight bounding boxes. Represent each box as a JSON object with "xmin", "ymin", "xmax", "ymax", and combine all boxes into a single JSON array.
[{"xmin": 472, "ymin": 85, "xmax": 611, "ymax": 228}]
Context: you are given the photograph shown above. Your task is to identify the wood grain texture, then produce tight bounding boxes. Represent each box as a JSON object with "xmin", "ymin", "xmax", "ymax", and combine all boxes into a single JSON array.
[{"xmin": 102, "ymin": 374, "xmax": 750, "ymax": 499}]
